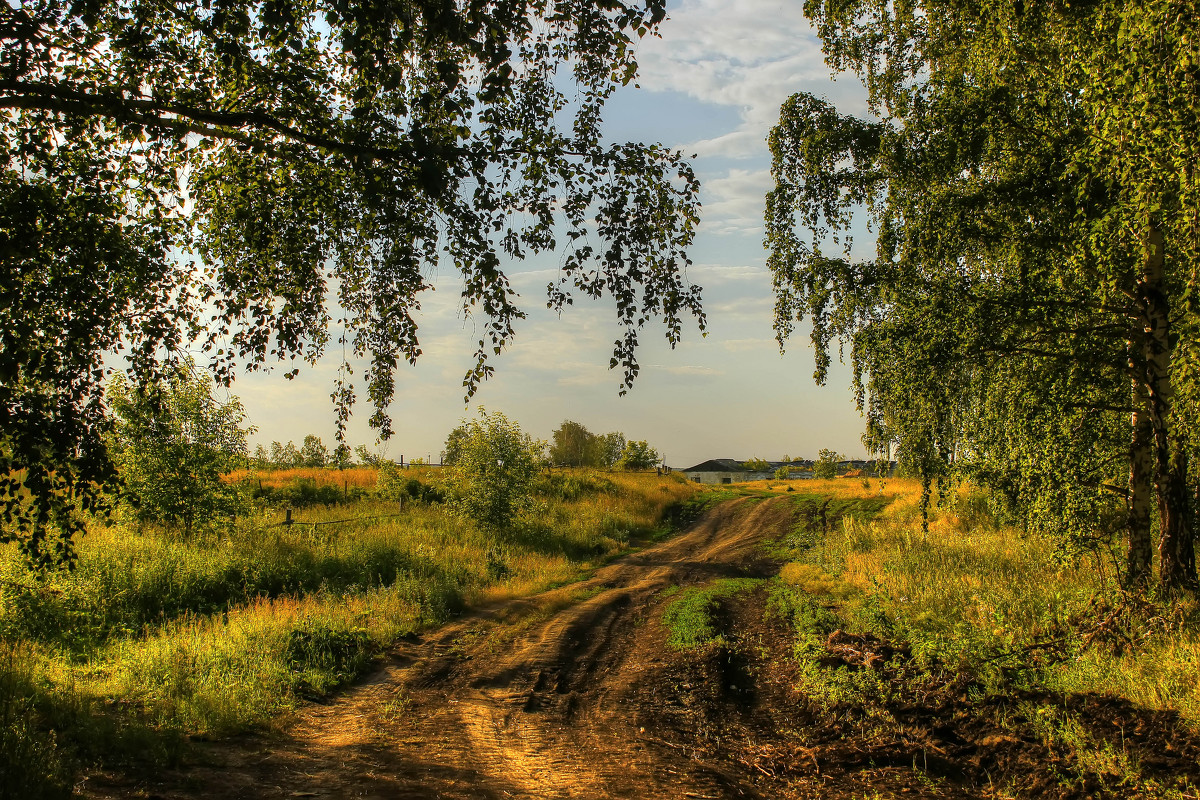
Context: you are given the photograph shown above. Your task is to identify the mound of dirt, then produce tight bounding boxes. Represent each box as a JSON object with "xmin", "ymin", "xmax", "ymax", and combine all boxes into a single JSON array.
[{"xmin": 632, "ymin": 583, "xmax": 1200, "ymax": 799}]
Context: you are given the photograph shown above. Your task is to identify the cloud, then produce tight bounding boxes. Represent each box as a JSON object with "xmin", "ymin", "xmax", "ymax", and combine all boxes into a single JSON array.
[
  {"xmin": 634, "ymin": 0, "xmax": 869, "ymax": 160},
  {"xmin": 722, "ymin": 337, "xmax": 775, "ymax": 352},
  {"xmin": 688, "ymin": 263, "xmax": 763, "ymax": 286},
  {"xmin": 699, "ymin": 168, "xmax": 773, "ymax": 235},
  {"xmin": 647, "ymin": 364, "xmax": 724, "ymax": 377},
  {"xmin": 708, "ymin": 295, "xmax": 774, "ymax": 317},
  {"xmin": 618, "ymin": 0, "xmax": 872, "ymax": 237}
]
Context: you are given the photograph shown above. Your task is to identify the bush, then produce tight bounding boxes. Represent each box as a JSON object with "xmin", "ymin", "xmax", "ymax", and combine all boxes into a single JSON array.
[
  {"xmin": 448, "ymin": 410, "xmax": 542, "ymax": 529},
  {"xmin": 534, "ymin": 472, "xmax": 616, "ymax": 501},
  {"xmin": 107, "ymin": 361, "xmax": 250, "ymax": 534},
  {"xmin": 376, "ymin": 463, "xmax": 444, "ymax": 504},
  {"xmin": 251, "ymin": 478, "xmax": 345, "ymax": 508},
  {"xmin": 283, "ymin": 622, "xmax": 376, "ymax": 697},
  {"xmin": 812, "ymin": 448, "xmax": 843, "ymax": 480}
]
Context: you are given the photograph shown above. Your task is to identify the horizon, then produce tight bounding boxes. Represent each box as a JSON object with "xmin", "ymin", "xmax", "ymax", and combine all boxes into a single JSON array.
[{"xmin": 227, "ymin": 0, "xmax": 875, "ymax": 467}]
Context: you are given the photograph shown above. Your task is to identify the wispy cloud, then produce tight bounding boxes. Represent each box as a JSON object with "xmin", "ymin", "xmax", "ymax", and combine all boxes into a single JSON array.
[
  {"xmin": 647, "ymin": 364, "xmax": 724, "ymax": 377},
  {"xmin": 628, "ymin": 1, "xmax": 869, "ymax": 236},
  {"xmin": 700, "ymin": 168, "xmax": 773, "ymax": 235},
  {"xmin": 636, "ymin": 0, "xmax": 867, "ymax": 156},
  {"xmin": 722, "ymin": 337, "xmax": 775, "ymax": 352}
]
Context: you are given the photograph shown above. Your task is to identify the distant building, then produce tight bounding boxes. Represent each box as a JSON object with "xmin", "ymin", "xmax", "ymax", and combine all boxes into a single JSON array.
[
  {"xmin": 680, "ymin": 457, "xmax": 895, "ymax": 484},
  {"xmin": 680, "ymin": 458, "xmax": 808, "ymax": 485}
]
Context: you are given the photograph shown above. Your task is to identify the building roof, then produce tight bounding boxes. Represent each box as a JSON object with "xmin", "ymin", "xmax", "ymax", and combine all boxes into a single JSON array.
[
  {"xmin": 681, "ymin": 458, "xmax": 797, "ymax": 472},
  {"xmin": 680, "ymin": 458, "xmax": 747, "ymax": 472}
]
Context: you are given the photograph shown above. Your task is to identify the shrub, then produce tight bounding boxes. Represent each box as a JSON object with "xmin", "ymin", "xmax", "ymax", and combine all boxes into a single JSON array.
[
  {"xmin": 448, "ymin": 410, "xmax": 542, "ymax": 529},
  {"xmin": 534, "ymin": 472, "xmax": 616, "ymax": 501},
  {"xmin": 283, "ymin": 622, "xmax": 376, "ymax": 697},
  {"xmin": 107, "ymin": 361, "xmax": 250, "ymax": 535},
  {"xmin": 812, "ymin": 448, "xmax": 843, "ymax": 480},
  {"xmin": 376, "ymin": 463, "xmax": 444, "ymax": 504}
]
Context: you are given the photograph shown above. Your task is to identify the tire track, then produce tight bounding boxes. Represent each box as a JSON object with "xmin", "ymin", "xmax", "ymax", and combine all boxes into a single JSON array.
[{"xmin": 92, "ymin": 496, "xmax": 795, "ymax": 800}]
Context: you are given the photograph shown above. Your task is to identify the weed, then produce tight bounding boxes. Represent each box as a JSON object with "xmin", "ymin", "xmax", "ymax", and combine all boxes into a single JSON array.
[
  {"xmin": 283, "ymin": 621, "xmax": 376, "ymax": 697},
  {"xmin": 662, "ymin": 578, "xmax": 761, "ymax": 649}
]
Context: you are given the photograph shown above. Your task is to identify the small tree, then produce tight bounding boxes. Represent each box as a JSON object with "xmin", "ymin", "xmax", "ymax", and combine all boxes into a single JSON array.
[
  {"xmin": 812, "ymin": 449, "xmax": 843, "ymax": 480},
  {"xmin": 451, "ymin": 410, "xmax": 541, "ymax": 529},
  {"xmin": 300, "ymin": 435, "xmax": 328, "ymax": 468},
  {"xmin": 617, "ymin": 440, "xmax": 660, "ymax": 471},
  {"xmin": 331, "ymin": 443, "xmax": 352, "ymax": 469},
  {"xmin": 442, "ymin": 425, "xmax": 469, "ymax": 467},
  {"xmin": 550, "ymin": 420, "xmax": 597, "ymax": 467},
  {"xmin": 354, "ymin": 445, "xmax": 385, "ymax": 467},
  {"xmin": 107, "ymin": 361, "xmax": 250, "ymax": 535},
  {"xmin": 270, "ymin": 441, "xmax": 302, "ymax": 468},
  {"xmin": 597, "ymin": 432, "xmax": 627, "ymax": 468},
  {"xmin": 252, "ymin": 444, "xmax": 271, "ymax": 467},
  {"xmin": 743, "ymin": 457, "xmax": 770, "ymax": 472}
]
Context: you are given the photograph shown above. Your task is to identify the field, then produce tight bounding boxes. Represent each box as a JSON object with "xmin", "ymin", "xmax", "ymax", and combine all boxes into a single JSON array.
[
  {"xmin": 698, "ymin": 477, "xmax": 1200, "ymax": 797},
  {"xmin": 4, "ymin": 472, "xmax": 1200, "ymax": 798},
  {"xmin": 0, "ymin": 467, "xmax": 697, "ymax": 798}
]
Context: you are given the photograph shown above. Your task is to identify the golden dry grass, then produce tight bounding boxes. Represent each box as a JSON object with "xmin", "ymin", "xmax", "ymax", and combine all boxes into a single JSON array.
[{"xmin": 224, "ymin": 466, "xmax": 382, "ymax": 489}]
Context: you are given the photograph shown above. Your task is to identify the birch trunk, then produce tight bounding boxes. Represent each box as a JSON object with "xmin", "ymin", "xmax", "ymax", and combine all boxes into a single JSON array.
[{"xmin": 1136, "ymin": 224, "xmax": 1198, "ymax": 592}]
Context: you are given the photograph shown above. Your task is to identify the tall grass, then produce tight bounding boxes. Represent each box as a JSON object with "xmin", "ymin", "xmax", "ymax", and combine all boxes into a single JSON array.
[
  {"xmin": 767, "ymin": 478, "xmax": 1200, "ymax": 725},
  {"xmin": 224, "ymin": 466, "xmax": 383, "ymax": 490},
  {"xmin": 0, "ymin": 469, "xmax": 697, "ymax": 795}
]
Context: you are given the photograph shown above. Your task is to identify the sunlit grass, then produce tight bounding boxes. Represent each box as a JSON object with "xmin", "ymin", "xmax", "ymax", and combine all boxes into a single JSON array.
[
  {"xmin": 0, "ymin": 469, "xmax": 698, "ymax": 790},
  {"xmin": 767, "ymin": 478, "xmax": 1200, "ymax": 725},
  {"xmin": 224, "ymin": 465, "xmax": 384, "ymax": 490}
]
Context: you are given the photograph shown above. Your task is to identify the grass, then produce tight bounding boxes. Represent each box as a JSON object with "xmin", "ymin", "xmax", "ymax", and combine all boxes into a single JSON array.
[
  {"xmin": 661, "ymin": 578, "xmax": 762, "ymax": 649},
  {"xmin": 224, "ymin": 466, "xmax": 384, "ymax": 491},
  {"xmin": 772, "ymin": 481, "xmax": 1200, "ymax": 716},
  {"xmin": 755, "ymin": 477, "xmax": 1200, "ymax": 796},
  {"xmin": 0, "ymin": 468, "xmax": 698, "ymax": 797}
]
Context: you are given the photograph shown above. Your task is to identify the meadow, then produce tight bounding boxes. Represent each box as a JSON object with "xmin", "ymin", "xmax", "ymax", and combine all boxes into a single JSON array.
[
  {"xmin": 670, "ymin": 477, "xmax": 1200, "ymax": 796},
  {"xmin": 0, "ymin": 466, "xmax": 698, "ymax": 798},
  {"xmin": 8, "ymin": 469, "xmax": 1200, "ymax": 798},
  {"xmin": 755, "ymin": 478, "xmax": 1200, "ymax": 723}
]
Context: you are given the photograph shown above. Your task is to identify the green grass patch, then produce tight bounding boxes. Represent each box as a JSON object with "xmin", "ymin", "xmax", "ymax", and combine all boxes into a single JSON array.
[{"xmin": 661, "ymin": 578, "xmax": 762, "ymax": 649}]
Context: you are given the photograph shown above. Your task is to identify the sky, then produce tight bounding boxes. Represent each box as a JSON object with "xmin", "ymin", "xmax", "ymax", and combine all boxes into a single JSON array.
[{"xmin": 235, "ymin": 0, "xmax": 874, "ymax": 468}]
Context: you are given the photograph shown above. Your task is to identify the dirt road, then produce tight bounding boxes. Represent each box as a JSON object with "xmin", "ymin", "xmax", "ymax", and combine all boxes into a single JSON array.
[{"xmin": 91, "ymin": 497, "xmax": 793, "ymax": 800}]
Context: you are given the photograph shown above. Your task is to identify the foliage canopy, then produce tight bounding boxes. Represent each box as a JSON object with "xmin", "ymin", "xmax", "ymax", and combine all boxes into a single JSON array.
[
  {"xmin": 1, "ymin": 0, "xmax": 704, "ymax": 562},
  {"xmin": 767, "ymin": 0, "xmax": 1200, "ymax": 590}
]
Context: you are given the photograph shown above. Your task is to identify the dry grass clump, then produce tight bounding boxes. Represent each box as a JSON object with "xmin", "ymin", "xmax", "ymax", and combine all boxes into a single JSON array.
[{"xmin": 224, "ymin": 466, "xmax": 382, "ymax": 490}]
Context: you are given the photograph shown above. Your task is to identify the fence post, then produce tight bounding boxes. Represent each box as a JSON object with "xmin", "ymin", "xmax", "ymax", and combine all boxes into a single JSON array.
[{"xmin": 284, "ymin": 508, "xmax": 292, "ymax": 528}]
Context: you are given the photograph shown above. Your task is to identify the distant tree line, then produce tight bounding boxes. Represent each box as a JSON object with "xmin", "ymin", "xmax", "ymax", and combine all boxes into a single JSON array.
[
  {"xmin": 546, "ymin": 420, "xmax": 660, "ymax": 470},
  {"xmin": 250, "ymin": 436, "xmax": 351, "ymax": 469},
  {"xmin": 102, "ymin": 375, "xmax": 667, "ymax": 539}
]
